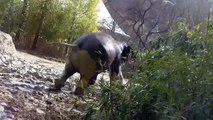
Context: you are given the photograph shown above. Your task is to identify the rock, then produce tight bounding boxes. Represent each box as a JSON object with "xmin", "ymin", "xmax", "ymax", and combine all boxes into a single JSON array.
[
  {"xmin": 0, "ymin": 31, "xmax": 16, "ymax": 54},
  {"xmin": 11, "ymin": 60, "xmax": 22, "ymax": 66},
  {"xmin": 0, "ymin": 55, "xmax": 6, "ymax": 64},
  {"xmin": 0, "ymin": 103, "xmax": 7, "ymax": 107},
  {"xmin": 5, "ymin": 106, "xmax": 18, "ymax": 112},
  {"xmin": 7, "ymin": 114, "xmax": 15, "ymax": 120},
  {"xmin": 0, "ymin": 68, "xmax": 12, "ymax": 73},
  {"xmin": 0, "ymin": 55, "xmax": 11, "ymax": 65},
  {"xmin": 36, "ymin": 108, "xmax": 45, "ymax": 114},
  {"xmin": 72, "ymin": 109, "xmax": 83, "ymax": 116},
  {"xmin": 0, "ymin": 105, "xmax": 5, "ymax": 119},
  {"xmin": 32, "ymin": 72, "xmax": 42, "ymax": 79}
]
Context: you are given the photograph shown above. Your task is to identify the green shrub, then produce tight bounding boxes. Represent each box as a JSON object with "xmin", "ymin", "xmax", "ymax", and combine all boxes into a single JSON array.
[{"xmin": 84, "ymin": 23, "xmax": 213, "ymax": 120}]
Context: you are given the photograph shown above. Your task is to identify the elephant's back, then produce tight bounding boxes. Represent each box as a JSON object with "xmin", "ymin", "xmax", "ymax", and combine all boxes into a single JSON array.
[{"xmin": 74, "ymin": 32, "xmax": 117, "ymax": 64}]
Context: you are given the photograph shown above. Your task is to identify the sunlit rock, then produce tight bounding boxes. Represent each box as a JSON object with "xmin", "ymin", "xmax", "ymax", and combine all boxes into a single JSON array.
[
  {"xmin": 0, "ymin": 31, "xmax": 16, "ymax": 54},
  {"xmin": 0, "ymin": 105, "xmax": 5, "ymax": 120}
]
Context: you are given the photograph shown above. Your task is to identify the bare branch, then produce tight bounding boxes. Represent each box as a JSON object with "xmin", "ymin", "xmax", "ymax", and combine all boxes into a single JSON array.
[{"xmin": 129, "ymin": 0, "xmax": 154, "ymax": 50}]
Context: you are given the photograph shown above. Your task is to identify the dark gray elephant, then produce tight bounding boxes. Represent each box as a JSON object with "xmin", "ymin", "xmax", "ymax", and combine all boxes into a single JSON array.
[{"xmin": 53, "ymin": 32, "xmax": 132, "ymax": 95}]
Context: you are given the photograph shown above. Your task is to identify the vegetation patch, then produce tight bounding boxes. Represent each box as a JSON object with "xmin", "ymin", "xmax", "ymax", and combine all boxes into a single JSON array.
[{"xmin": 84, "ymin": 23, "xmax": 213, "ymax": 120}]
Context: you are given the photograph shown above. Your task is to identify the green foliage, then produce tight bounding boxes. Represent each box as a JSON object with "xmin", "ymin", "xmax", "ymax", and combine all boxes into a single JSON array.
[
  {"xmin": 25, "ymin": 0, "xmax": 98, "ymax": 42},
  {"xmin": 0, "ymin": 0, "xmax": 12, "ymax": 26},
  {"xmin": 0, "ymin": 0, "xmax": 98, "ymax": 42},
  {"xmin": 0, "ymin": 0, "xmax": 8, "ymax": 25},
  {"xmin": 85, "ymin": 23, "xmax": 213, "ymax": 120},
  {"xmin": 63, "ymin": 0, "xmax": 99, "ymax": 42},
  {"xmin": 0, "ymin": 0, "xmax": 22, "ymax": 34}
]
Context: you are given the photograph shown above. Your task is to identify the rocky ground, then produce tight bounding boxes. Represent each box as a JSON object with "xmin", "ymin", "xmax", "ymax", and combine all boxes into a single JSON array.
[
  {"xmin": 0, "ymin": 50, "xmax": 105, "ymax": 120},
  {"xmin": 0, "ymin": 31, "xmax": 115, "ymax": 120}
]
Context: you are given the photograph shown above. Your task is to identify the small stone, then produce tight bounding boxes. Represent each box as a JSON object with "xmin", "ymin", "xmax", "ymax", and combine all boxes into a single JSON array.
[
  {"xmin": 0, "ymin": 56, "xmax": 6, "ymax": 64},
  {"xmin": 0, "ymin": 102, "xmax": 7, "ymax": 106},
  {"xmin": 0, "ymin": 68, "xmax": 12, "ymax": 73},
  {"xmin": 8, "ymin": 106, "xmax": 18, "ymax": 112},
  {"xmin": 0, "ymin": 106, "xmax": 5, "ymax": 114},
  {"xmin": 2, "ymin": 55, "xmax": 10, "ymax": 61},
  {"xmin": 36, "ymin": 108, "xmax": 45, "ymax": 114},
  {"xmin": 28, "ymin": 96, "xmax": 34, "ymax": 102},
  {"xmin": 11, "ymin": 60, "xmax": 22, "ymax": 65},
  {"xmin": 72, "ymin": 109, "xmax": 83, "ymax": 115},
  {"xmin": 8, "ymin": 114, "xmax": 15, "ymax": 119},
  {"xmin": 32, "ymin": 72, "xmax": 42, "ymax": 79},
  {"xmin": 45, "ymin": 100, "xmax": 52, "ymax": 105}
]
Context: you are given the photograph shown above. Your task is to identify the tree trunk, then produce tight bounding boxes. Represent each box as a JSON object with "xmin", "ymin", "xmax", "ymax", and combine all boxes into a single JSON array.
[
  {"xmin": 31, "ymin": 0, "xmax": 51, "ymax": 50},
  {"xmin": 31, "ymin": 18, "xmax": 44, "ymax": 50},
  {"xmin": 15, "ymin": 0, "xmax": 28, "ymax": 42}
]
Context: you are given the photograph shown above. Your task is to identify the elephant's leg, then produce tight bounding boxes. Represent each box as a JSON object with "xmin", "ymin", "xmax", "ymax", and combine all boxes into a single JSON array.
[
  {"xmin": 74, "ymin": 76, "xmax": 88, "ymax": 96},
  {"xmin": 88, "ymin": 73, "xmax": 99, "ymax": 86},
  {"xmin": 109, "ymin": 61, "xmax": 120, "ymax": 82},
  {"xmin": 54, "ymin": 63, "xmax": 76, "ymax": 90},
  {"xmin": 73, "ymin": 50, "xmax": 97, "ymax": 95}
]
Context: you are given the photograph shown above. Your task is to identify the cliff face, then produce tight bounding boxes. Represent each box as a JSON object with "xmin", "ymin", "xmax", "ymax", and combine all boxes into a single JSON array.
[
  {"xmin": 103, "ymin": 0, "xmax": 211, "ymax": 44},
  {"xmin": 103, "ymin": 0, "xmax": 177, "ymax": 48},
  {"xmin": 103, "ymin": 0, "xmax": 169, "ymax": 33}
]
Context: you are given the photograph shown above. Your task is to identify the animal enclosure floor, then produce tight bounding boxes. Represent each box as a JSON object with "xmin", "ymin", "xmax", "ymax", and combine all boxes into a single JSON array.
[{"xmin": 0, "ymin": 50, "xmax": 100, "ymax": 120}]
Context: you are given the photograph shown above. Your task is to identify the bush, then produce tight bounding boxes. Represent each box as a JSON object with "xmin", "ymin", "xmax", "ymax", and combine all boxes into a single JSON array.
[{"xmin": 84, "ymin": 23, "xmax": 213, "ymax": 120}]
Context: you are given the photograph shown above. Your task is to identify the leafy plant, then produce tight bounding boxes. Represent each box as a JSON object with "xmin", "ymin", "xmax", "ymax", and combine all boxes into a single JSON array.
[{"xmin": 84, "ymin": 22, "xmax": 213, "ymax": 120}]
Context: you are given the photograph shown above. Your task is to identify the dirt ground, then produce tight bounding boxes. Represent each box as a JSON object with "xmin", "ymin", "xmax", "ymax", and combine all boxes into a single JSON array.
[
  {"xmin": 0, "ymin": 50, "xmax": 102, "ymax": 120},
  {"xmin": 14, "ymin": 51, "xmax": 65, "ymax": 69}
]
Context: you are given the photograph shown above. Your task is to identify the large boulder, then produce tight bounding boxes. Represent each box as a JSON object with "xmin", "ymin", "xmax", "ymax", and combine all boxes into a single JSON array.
[
  {"xmin": 0, "ymin": 31, "xmax": 16, "ymax": 54},
  {"xmin": 104, "ymin": 0, "xmax": 211, "ymax": 33},
  {"xmin": 103, "ymin": 0, "xmax": 211, "ymax": 47}
]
